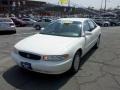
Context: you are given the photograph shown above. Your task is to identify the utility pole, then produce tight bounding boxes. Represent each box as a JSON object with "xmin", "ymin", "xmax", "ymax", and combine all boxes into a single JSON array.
[
  {"xmin": 101, "ymin": 0, "xmax": 103, "ymax": 10},
  {"xmin": 68, "ymin": 0, "xmax": 70, "ymax": 7},
  {"xmin": 104, "ymin": 0, "xmax": 107, "ymax": 11},
  {"xmin": 68, "ymin": 0, "xmax": 71, "ymax": 16},
  {"xmin": 8, "ymin": 0, "xmax": 11, "ymax": 16}
]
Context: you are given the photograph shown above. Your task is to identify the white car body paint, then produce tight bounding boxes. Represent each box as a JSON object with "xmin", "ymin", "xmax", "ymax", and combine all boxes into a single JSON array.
[{"xmin": 11, "ymin": 18, "xmax": 101, "ymax": 74}]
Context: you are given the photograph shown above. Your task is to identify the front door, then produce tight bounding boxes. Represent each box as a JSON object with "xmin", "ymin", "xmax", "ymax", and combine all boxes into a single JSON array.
[{"xmin": 83, "ymin": 21, "xmax": 93, "ymax": 53}]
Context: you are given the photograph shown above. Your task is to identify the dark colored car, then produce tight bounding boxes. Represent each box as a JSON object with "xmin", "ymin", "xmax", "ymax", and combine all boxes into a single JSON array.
[
  {"xmin": 11, "ymin": 17, "xmax": 27, "ymax": 27},
  {"xmin": 93, "ymin": 19, "xmax": 110, "ymax": 27},
  {"xmin": 118, "ymin": 22, "xmax": 120, "ymax": 26},
  {"xmin": 108, "ymin": 19, "xmax": 119, "ymax": 26}
]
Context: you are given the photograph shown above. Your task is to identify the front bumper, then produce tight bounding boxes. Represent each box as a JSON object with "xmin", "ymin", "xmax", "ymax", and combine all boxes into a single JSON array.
[{"xmin": 11, "ymin": 52, "xmax": 73, "ymax": 74}]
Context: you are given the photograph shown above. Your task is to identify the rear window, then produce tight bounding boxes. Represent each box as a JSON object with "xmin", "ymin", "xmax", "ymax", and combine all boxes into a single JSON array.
[{"xmin": 0, "ymin": 18, "xmax": 12, "ymax": 22}]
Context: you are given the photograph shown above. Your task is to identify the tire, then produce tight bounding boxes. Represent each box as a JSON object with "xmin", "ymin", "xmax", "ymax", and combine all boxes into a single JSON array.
[
  {"xmin": 12, "ymin": 30, "xmax": 16, "ymax": 34},
  {"xmin": 104, "ymin": 23, "xmax": 108, "ymax": 27},
  {"xmin": 118, "ymin": 23, "xmax": 120, "ymax": 26},
  {"xmin": 112, "ymin": 23, "xmax": 116, "ymax": 26},
  {"xmin": 94, "ymin": 36, "xmax": 101, "ymax": 49},
  {"xmin": 35, "ymin": 25, "xmax": 41, "ymax": 30},
  {"xmin": 70, "ymin": 51, "xmax": 81, "ymax": 74}
]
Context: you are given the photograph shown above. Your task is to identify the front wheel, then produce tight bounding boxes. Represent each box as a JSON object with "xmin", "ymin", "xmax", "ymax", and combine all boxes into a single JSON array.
[
  {"xmin": 70, "ymin": 51, "xmax": 81, "ymax": 74},
  {"xmin": 104, "ymin": 23, "xmax": 109, "ymax": 27}
]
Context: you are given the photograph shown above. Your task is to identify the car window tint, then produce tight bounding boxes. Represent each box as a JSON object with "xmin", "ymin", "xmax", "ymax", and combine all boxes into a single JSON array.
[
  {"xmin": 88, "ymin": 20, "xmax": 96, "ymax": 31},
  {"xmin": 44, "ymin": 19, "xmax": 51, "ymax": 22},
  {"xmin": 83, "ymin": 21, "xmax": 91, "ymax": 32},
  {"xmin": 23, "ymin": 19, "xmax": 30, "ymax": 21}
]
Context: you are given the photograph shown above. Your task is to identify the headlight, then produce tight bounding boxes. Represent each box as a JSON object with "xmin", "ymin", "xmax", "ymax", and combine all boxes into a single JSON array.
[
  {"xmin": 13, "ymin": 47, "xmax": 18, "ymax": 54},
  {"xmin": 43, "ymin": 54, "xmax": 69, "ymax": 61}
]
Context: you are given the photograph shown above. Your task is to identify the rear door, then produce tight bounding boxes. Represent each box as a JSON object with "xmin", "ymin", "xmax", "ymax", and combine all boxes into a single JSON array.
[
  {"xmin": 23, "ymin": 19, "xmax": 31, "ymax": 24},
  {"xmin": 87, "ymin": 19, "xmax": 100, "ymax": 46}
]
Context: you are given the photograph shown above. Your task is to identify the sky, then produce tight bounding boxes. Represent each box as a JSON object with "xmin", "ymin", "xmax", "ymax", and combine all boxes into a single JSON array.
[{"xmin": 32, "ymin": 0, "xmax": 120, "ymax": 9}]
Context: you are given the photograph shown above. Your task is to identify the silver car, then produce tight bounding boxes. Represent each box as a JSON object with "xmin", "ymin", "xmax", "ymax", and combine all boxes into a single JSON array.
[
  {"xmin": 33, "ymin": 18, "xmax": 52, "ymax": 30},
  {"xmin": 0, "ymin": 18, "xmax": 16, "ymax": 33},
  {"xmin": 22, "ymin": 18, "xmax": 36, "ymax": 26}
]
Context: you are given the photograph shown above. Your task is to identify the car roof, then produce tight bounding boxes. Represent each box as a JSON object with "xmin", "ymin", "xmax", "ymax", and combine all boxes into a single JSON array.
[
  {"xmin": 0, "ymin": 18, "xmax": 11, "ymax": 20},
  {"xmin": 58, "ymin": 18, "xmax": 89, "ymax": 23}
]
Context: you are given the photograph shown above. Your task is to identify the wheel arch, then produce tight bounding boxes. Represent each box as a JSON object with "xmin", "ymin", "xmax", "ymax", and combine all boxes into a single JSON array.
[{"xmin": 75, "ymin": 48, "xmax": 83, "ymax": 56}]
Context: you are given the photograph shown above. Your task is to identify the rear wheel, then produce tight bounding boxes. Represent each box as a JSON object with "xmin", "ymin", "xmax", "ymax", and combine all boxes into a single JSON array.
[
  {"xmin": 12, "ymin": 30, "xmax": 16, "ymax": 34},
  {"xmin": 104, "ymin": 23, "xmax": 109, "ymax": 27},
  {"xmin": 70, "ymin": 51, "xmax": 81, "ymax": 74},
  {"xmin": 35, "ymin": 25, "xmax": 41, "ymax": 30},
  {"xmin": 94, "ymin": 36, "xmax": 100, "ymax": 49}
]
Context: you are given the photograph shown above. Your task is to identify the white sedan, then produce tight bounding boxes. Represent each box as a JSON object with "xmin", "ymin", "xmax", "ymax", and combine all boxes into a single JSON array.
[{"xmin": 11, "ymin": 18, "xmax": 101, "ymax": 74}]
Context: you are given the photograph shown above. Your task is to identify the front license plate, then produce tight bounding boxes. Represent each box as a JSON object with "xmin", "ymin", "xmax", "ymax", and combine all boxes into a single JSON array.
[{"xmin": 21, "ymin": 62, "xmax": 32, "ymax": 70}]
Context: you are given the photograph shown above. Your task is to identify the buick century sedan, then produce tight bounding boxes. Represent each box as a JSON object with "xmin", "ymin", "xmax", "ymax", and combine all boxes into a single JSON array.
[{"xmin": 11, "ymin": 18, "xmax": 101, "ymax": 74}]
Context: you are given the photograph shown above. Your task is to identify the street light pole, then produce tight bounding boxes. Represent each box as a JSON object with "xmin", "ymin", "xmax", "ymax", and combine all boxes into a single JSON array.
[
  {"xmin": 68, "ymin": 0, "xmax": 70, "ymax": 16},
  {"xmin": 8, "ymin": 0, "xmax": 11, "ymax": 16},
  {"xmin": 68, "ymin": 0, "xmax": 70, "ymax": 7},
  {"xmin": 101, "ymin": 0, "xmax": 103, "ymax": 10},
  {"xmin": 104, "ymin": 0, "xmax": 107, "ymax": 11}
]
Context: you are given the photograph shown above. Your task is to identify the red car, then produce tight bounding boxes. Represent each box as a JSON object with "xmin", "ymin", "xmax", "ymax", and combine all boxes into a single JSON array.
[{"xmin": 11, "ymin": 17, "xmax": 27, "ymax": 27}]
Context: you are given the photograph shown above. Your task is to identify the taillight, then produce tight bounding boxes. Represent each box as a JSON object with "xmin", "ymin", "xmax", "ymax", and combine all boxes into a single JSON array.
[{"xmin": 9, "ymin": 23, "xmax": 15, "ymax": 26}]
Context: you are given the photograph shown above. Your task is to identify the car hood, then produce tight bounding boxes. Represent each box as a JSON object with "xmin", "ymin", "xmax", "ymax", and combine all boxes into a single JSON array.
[{"xmin": 15, "ymin": 34, "xmax": 79, "ymax": 55}]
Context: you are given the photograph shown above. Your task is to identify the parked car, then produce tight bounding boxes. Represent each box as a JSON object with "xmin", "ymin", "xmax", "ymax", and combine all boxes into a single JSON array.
[
  {"xmin": 93, "ymin": 19, "xmax": 110, "ymax": 27},
  {"xmin": 33, "ymin": 18, "xmax": 52, "ymax": 30},
  {"xmin": 0, "ymin": 18, "xmax": 16, "ymax": 33},
  {"xmin": 108, "ymin": 19, "xmax": 119, "ymax": 26},
  {"xmin": 22, "ymin": 18, "xmax": 36, "ymax": 26},
  {"xmin": 11, "ymin": 18, "xmax": 101, "ymax": 74},
  {"xmin": 118, "ymin": 22, "xmax": 120, "ymax": 26},
  {"xmin": 11, "ymin": 17, "xmax": 27, "ymax": 27}
]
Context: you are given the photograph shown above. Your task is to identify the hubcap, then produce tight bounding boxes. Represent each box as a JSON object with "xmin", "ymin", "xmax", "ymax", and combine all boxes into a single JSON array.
[{"xmin": 74, "ymin": 54, "xmax": 80, "ymax": 71}]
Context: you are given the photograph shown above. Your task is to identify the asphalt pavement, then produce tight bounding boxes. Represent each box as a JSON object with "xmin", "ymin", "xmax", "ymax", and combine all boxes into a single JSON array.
[{"xmin": 0, "ymin": 26, "xmax": 120, "ymax": 90}]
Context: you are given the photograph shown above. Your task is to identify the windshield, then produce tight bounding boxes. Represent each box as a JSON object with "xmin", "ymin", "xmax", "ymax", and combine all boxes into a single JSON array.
[{"xmin": 40, "ymin": 20, "xmax": 82, "ymax": 37}]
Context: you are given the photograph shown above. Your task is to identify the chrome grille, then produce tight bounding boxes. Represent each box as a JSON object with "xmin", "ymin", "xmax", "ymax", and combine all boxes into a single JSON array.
[{"xmin": 19, "ymin": 51, "xmax": 41, "ymax": 60}]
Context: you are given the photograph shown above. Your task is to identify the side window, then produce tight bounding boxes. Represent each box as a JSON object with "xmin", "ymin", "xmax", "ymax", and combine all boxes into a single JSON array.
[
  {"xmin": 83, "ymin": 21, "xmax": 91, "ymax": 32},
  {"xmin": 23, "ymin": 19, "xmax": 29, "ymax": 21},
  {"xmin": 44, "ymin": 19, "xmax": 51, "ymax": 22},
  {"xmin": 88, "ymin": 20, "xmax": 96, "ymax": 31}
]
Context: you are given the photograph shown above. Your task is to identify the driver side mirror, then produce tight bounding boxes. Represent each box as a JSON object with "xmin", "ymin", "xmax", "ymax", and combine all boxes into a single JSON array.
[{"xmin": 85, "ymin": 31, "xmax": 92, "ymax": 36}]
